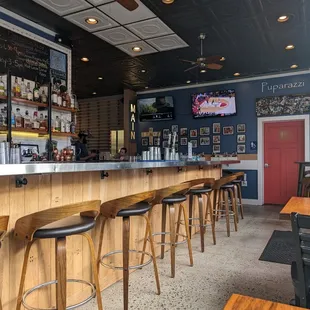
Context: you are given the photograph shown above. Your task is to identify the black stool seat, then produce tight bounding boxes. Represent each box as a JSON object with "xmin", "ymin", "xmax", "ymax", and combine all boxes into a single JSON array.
[
  {"xmin": 232, "ymin": 179, "xmax": 242, "ymax": 183},
  {"xmin": 34, "ymin": 216, "xmax": 95, "ymax": 239},
  {"xmin": 117, "ymin": 201, "xmax": 151, "ymax": 217},
  {"xmin": 220, "ymin": 184, "xmax": 234, "ymax": 189},
  {"xmin": 189, "ymin": 187, "xmax": 212, "ymax": 194},
  {"xmin": 162, "ymin": 194, "xmax": 187, "ymax": 204}
]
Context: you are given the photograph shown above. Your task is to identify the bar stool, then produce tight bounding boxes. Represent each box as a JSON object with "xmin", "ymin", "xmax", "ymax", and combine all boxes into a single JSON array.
[
  {"xmin": 141, "ymin": 183, "xmax": 193, "ymax": 278},
  {"xmin": 213, "ymin": 175, "xmax": 238, "ymax": 237},
  {"xmin": 0, "ymin": 216, "xmax": 9, "ymax": 310},
  {"xmin": 15, "ymin": 201, "xmax": 103, "ymax": 310},
  {"xmin": 97, "ymin": 191, "xmax": 160, "ymax": 310},
  {"xmin": 232, "ymin": 172, "xmax": 245, "ymax": 221}
]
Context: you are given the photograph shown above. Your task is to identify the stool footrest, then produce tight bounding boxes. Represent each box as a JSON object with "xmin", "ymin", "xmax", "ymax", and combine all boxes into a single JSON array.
[
  {"xmin": 22, "ymin": 279, "xmax": 96, "ymax": 310},
  {"xmin": 148, "ymin": 232, "xmax": 187, "ymax": 245},
  {"xmin": 179, "ymin": 218, "xmax": 211, "ymax": 228}
]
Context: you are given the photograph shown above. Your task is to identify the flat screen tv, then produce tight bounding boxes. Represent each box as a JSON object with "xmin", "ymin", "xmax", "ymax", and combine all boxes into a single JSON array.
[
  {"xmin": 191, "ymin": 89, "xmax": 237, "ymax": 118},
  {"xmin": 138, "ymin": 96, "xmax": 174, "ymax": 122}
]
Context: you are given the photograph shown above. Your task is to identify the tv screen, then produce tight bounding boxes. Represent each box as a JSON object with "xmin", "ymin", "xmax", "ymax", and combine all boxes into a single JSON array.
[
  {"xmin": 191, "ymin": 89, "xmax": 237, "ymax": 118},
  {"xmin": 138, "ymin": 96, "xmax": 174, "ymax": 122}
]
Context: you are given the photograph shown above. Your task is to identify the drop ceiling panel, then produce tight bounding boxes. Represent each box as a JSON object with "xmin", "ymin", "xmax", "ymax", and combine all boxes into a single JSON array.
[
  {"xmin": 94, "ymin": 27, "xmax": 140, "ymax": 45},
  {"xmin": 64, "ymin": 8, "xmax": 118, "ymax": 32},
  {"xmin": 147, "ymin": 34, "xmax": 188, "ymax": 51},
  {"xmin": 117, "ymin": 41, "xmax": 157, "ymax": 56},
  {"xmin": 126, "ymin": 18, "xmax": 174, "ymax": 39},
  {"xmin": 33, "ymin": 0, "xmax": 91, "ymax": 16},
  {"xmin": 98, "ymin": 0, "xmax": 155, "ymax": 25}
]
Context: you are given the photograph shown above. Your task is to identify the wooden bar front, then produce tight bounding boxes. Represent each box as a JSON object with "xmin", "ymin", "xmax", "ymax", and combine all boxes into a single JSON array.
[{"xmin": 0, "ymin": 165, "xmax": 220, "ymax": 309}]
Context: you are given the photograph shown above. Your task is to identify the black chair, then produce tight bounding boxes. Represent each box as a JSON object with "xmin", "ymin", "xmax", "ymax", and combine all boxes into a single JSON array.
[{"xmin": 291, "ymin": 212, "xmax": 310, "ymax": 308}]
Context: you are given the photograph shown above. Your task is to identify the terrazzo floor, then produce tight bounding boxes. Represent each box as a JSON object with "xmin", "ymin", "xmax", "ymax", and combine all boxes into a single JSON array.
[{"xmin": 81, "ymin": 205, "xmax": 294, "ymax": 310}]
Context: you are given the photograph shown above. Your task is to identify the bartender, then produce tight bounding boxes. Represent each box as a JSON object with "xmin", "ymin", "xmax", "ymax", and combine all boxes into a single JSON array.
[
  {"xmin": 114, "ymin": 147, "xmax": 127, "ymax": 161},
  {"xmin": 75, "ymin": 131, "xmax": 97, "ymax": 161}
]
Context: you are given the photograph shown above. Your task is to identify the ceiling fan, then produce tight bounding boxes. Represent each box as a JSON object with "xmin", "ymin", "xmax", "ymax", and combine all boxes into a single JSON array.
[
  {"xmin": 180, "ymin": 33, "xmax": 223, "ymax": 73},
  {"xmin": 116, "ymin": 0, "xmax": 139, "ymax": 11}
]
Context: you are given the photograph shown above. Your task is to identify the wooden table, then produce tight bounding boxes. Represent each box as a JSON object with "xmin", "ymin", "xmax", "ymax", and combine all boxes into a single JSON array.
[
  {"xmin": 280, "ymin": 196, "xmax": 310, "ymax": 220},
  {"xmin": 224, "ymin": 294, "xmax": 304, "ymax": 309}
]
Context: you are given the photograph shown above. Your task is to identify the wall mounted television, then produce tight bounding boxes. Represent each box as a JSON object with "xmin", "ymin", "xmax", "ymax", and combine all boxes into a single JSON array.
[
  {"xmin": 138, "ymin": 96, "xmax": 175, "ymax": 122},
  {"xmin": 191, "ymin": 89, "xmax": 237, "ymax": 118}
]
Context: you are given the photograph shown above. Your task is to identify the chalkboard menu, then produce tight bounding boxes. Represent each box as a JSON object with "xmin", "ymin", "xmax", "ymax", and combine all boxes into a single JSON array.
[{"xmin": 0, "ymin": 26, "xmax": 50, "ymax": 83}]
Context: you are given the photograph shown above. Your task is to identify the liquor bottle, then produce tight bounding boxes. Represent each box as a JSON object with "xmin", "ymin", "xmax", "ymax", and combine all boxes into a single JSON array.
[
  {"xmin": 51, "ymin": 117, "xmax": 55, "ymax": 132},
  {"xmin": 55, "ymin": 115, "xmax": 60, "ymax": 132},
  {"xmin": 15, "ymin": 108, "xmax": 24, "ymax": 128},
  {"xmin": 2, "ymin": 107, "xmax": 7, "ymax": 126},
  {"xmin": 70, "ymin": 93, "xmax": 76, "ymax": 109},
  {"xmin": 32, "ymin": 111, "xmax": 40, "ymax": 130},
  {"xmin": 24, "ymin": 110, "xmax": 31, "ymax": 129},
  {"xmin": 33, "ymin": 82, "xmax": 40, "ymax": 102},
  {"xmin": 0, "ymin": 109, "xmax": 3, "ymax": 127},
  {"xmin": 52, "ymin": 86, "xmax": 58, "ymax": 105},
  {"xmin": 21, "ymin": 78, "xmax": 27, "ymax": 99},
  {"xmin": 65, "ymin": 117, "xmax": 71, "ymax": 133},
  {"xmin": 41, "ymin": 89, "xmax": 47, "ymax": 104},
  {"xmin": 70, "ymin": 120, "xmax": 76, "ymax": 134},
  {"xmin": 11, "ymin": 109, "xmax": 15, "ymax": 128},
  {"xmin": 60, "ymin": 115, "xmax": 66, "ymax": 132},
  {"xmin": 13, "ymin": 77, "xmax": 21, "ymax": 98},
  {"xmin": 26, "ymin": 82, "xmax": 33, "ymax": 101},
  {"xmin": 0, "ymin": 76, "xmax": 5, "ymax": 96},
  {"xmin": 57, "ymin": 91, "xmax": 62, "ymax": 107},
  {"xmin": 39, "ymin": 113, "xmax": 45, "ymax": 130}
]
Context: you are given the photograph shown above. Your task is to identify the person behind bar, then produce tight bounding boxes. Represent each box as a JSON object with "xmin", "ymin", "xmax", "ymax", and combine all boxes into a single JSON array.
[
  {"xmin": 114, "ymin": 147, "xmax": 127, "ymax": 161},
  {"xmin": 75, "ymin": 132, "xmax": 97, "ymax": 161}
]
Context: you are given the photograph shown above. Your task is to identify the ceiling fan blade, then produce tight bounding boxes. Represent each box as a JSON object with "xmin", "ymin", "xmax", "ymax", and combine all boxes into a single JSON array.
[
  {"xmin": 184, "ymin": 64, "xmax": 199, "ymax": 72},
  {"xmin": 116, "ymin": 0, "xmax": 139, "ymax": 11},
  {"xmin": 205, "ymin": 55, "xmax": 222, "ymax": 63},
  {"xmin": 207, "ymin": 63, "xmax": 223, "ymax": 70},
  {"xmin": 179, "ymin": 58, "xmax": 198, "ymax": 65}
]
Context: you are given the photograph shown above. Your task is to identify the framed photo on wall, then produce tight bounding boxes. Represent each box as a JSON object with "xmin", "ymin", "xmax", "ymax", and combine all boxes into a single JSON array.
[
  {"xmin": 213, "ymin": 145, "xmax": 220, "ymax": 153},
  {"xmin": 237, "ymin": 134, "xmax": 246, "ymax": 143},
  {"xmin": 200, "ymin": 127, "xmax": 210, "ymax": 136},
  {"xmin": 237, "ymin": 144, "xmax": 246, "ymax": 153},
  {"xmin": 190, "ymin": 129, "xmax": 198, "ymax": 138},
  {"xmin": 180, "ymin": 137, "xmax": 188, "ymax": 145},
  {"xmin": 213, "ymin": 135, "xmax": 221, "ymax": 144},
  {"xmin": 171, "ymin": 125, "xmax": 178, "ymax": 133},
  {"xmin": 163, "ymin": 129, "xmax": 170, "ymax": 139},
  {"xmin": 213, "ymin": 123, "xmax": 221, "ymax": 134},
  {"xmin": 180, "ymin": 128, "xmax": 188, "ymax": 136},
  {"xmin": 154, "ymin": 138, "xmax": 160, "ymax": 146},
  {"xmin": 21, "ymin": 144, "xmax": 39, "ymax": 163},
  {"xmin": 237, "ymin": 124, "xmax": 246, "ymax": 133},
  {"xmin": 190, "ymin": 140, "xmax": 198, "ymax": 148},
  {"xmin": 223, "ymin": 126, "xmax": 234, "ymax": 135},
  {"xmin": 200, "ymin": 137, "xmax": 210, "ymax": 146},
  {"xmin": 141, "ymin": 138, "xmax": 148, "ymax": 146}
]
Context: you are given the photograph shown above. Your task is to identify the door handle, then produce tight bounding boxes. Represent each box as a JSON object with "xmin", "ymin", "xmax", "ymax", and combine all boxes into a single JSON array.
[{"xmin": 264, "ymin": 163, "xmax": 270, "ymax": 168}]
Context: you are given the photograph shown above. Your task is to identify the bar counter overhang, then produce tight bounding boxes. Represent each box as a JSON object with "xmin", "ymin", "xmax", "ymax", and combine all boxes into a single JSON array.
[{"xmin": 0, "ymin": 160, "xmax": 239, "ymax": 309}]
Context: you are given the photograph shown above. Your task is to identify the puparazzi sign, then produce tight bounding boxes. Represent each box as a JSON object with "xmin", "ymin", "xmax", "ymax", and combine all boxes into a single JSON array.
[
  {"xmin": 130, "ymin": 102, "xmax": 136, "ymax": 142},
  {"xmin": 261, "ymin": 81, "xmax": 305, "ymax": 93}
]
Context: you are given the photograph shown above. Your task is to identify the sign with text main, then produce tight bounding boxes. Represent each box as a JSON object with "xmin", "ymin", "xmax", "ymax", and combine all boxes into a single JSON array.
[{"xmin": 130, "ymin": 101, "xmax": 136, "ymax": 142}]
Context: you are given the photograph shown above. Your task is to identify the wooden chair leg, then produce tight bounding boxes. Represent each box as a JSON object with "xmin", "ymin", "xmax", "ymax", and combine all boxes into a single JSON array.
[
  {"xmin": 81, "ymin": 233, "xmax": 103, "ymax": 310},
  {"xmin": 188, "ymin": 194, "xmax": 193, "ymax": 238},
  {"xmin": 140, "ymin": 209, "xmax": 152, "ymax": 265},
  {"xmin": 175, "ymin": 204, "xmax": 182, "ymax": 244},
  {"xmin": 213, "ymin": 189, "xmax": 219, "ymax": 221},
  {"xmin": 56, "ymin": 237, "xmax": 67, "ymax": 310},
  {"xmin": 233, "ymin": 185, "xmax": 239, "ymax": 223},
  {"xmin": 97, "ymin": 217, "xmax": 106, "ymax": 271},
  {"xmin": 179, "ymin": 203, "xmax": 194, "ymax": 267},
  {"xmin": 168, "ymin": 204, "xmax": 176, "ymax": 278},
  {"xmin": 161, "ymin": 204, "xmax": 167, "ymax": 259},
  {"xmin": 16, "ymin": 241, "xmax": 34, "ymax": 310},
  {"xmin": 224, "ymin": 190, "xmax": 230, "ymax": 237},
  {"xmin": 205, "ymin": 192, "xmax": 216, "ymax": 245},
  {"xmin": 237, "ymin": 183, "xmax": 244, "ymax": 219},
  {"xmin": 122, "ymin": 217, "xmax": 130, "ymax": 310},
  {"xmin": 228, "ymin": 188, "xmax": 238, "ymax": 232},
  {"xmin": 197, "ymin": 194, "xmax": 205, "ymax": 253}
]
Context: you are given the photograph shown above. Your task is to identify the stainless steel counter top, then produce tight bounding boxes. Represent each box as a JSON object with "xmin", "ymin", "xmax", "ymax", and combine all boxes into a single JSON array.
[{"xmin": 0, "ymin": 160, "xmax": 240, "ymax": 176}]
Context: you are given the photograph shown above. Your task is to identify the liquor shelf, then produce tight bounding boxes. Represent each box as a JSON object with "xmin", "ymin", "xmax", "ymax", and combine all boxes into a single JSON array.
[
  {"xmin": 52, "ymin": 131, "xmax": 77, "ymax": 138},
  {"xmin": 0, "ymin": 126, "xmax": 48, "ymax": 135}
]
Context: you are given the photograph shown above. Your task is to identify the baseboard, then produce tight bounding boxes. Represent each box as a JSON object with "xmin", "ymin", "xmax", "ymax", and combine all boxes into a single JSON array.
[{"xmin": 243, "ymin": 199, "xmax": 261, "ymax": 205}]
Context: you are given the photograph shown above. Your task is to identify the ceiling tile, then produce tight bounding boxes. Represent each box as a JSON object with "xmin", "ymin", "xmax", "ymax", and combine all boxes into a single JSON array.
[
  {"xmin": 117, "ymin": 41, "xmax": 157, "ymax": 57},
  {"xmin": 87, "ymin": 0, "xmax": 113, "ymax": 5},
  {"xmin": 147, "ymin": 34, "xmax": 188, "ymax": 52},
  {"xmin": 64, "ymin": 8, "xmax": 118, "ymax": 32},
  {"xmin": 94, "ymin": 27, "xmax": 140, "ymax": 45},
  {"xmin": 32, "ymin": 0, "xmax": 91, "ymax": 16},
  {"xmin": 98, "ymin": 0, "xmax": 155, "ymax": 25},
  {"xmin": 126, "ymin": 18, "xmax": 174, "ymax": 39}
]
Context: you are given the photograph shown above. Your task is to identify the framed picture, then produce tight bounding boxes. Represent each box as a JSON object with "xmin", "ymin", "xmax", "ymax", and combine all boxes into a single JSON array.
[
  {"xmin": 237, "ymin": 124, "xmax": 246, "ymax": 133},
  {"xmin": 190, "ymin": 129, "xmax": 198, "ymax": 138},
  {"xmin": 213, "ymin": 123, "xmax": 221, "ymax": 134},
  {"xmin": 180, "ymin": 128, "xmax": 188, "ymax": 136},
  {"xmin": 213, "ymin": 145, "xmax": 220, "ymax": 153},
  {"xmin": 213, "ymin": 135, "xmax": 221, "ymax": 144},
  {"xmin": 237, "ymin": 134, "xmax": 246, "ymax": 143},
  {"xmin": 171, "ymin": 125, "xmax": 178, "ymax": 133},
  {"xmin": 190, "ymin": 140, "xmax": 198, "ymax": 148},
  {"xmin": 154, "ymin": 138, "xmax": 160, "ymax": 146},
  {"xmin": 163, "ymin": 140, "xmax": 168, "ymax": 148},
  {"xmin": 200, "ymin": 127, "xmax": 210, "ymax": 136},
  {"xmin": 237, "ymin": 144, "xmax": 246, "ymax": 153},
  {"xmin": 180, "ymin": 137, "xmax": 188, "ymax": 146},
  {"xmin": 223, "ymin": 126, "xmax": 234, "ymax": 135},
  {"xmin": 21, "ymin": 144, "xmax": 39, "ymax": 163},
  {"xmin": 141, "ymin": 138, "xmax": 148, "ymax": 146},
  {"xmin": 200, "ymin": 137, "xmax": 210, "ymax": 146},
  {"xmin": 163, "ymin": 129, "xmax": 170, "ymax": 139},
  {"xmin": 250, "ymin": 141, "xmax": 257, "ymax": 150}
]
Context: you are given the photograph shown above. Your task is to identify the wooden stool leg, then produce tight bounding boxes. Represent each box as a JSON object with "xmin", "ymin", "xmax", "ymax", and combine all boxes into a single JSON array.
[
  {"xmin": 56, "ymin": 237, "xmax": 67, "ymax": 310},
  {"xmin": 16, "ymin": 241, "xmax": 34, "ymax": 310},
  {"xmin": 233, "ymin": 185, "xmax": 239, "ymax": 223},
  {"xmin": 224, "ymin": 190, "xmax": 230, "ymax": 237},
  {"xmin": 81, "ymin": 233, "xmax": 103, "ymax": 310},
  {"xmin": 161, "ymin": 204, "xmax": 167, "ymax": 259},
  {"xmin": 142, "ymin": 215, "xmax": 161, "ymax": 295},
  {"xmin": 188, "ymin": 194, "xmax": 193, "ymax": 238},
  {"xmin": 228, "ymin": 188, "xmax": 238, "ymax": 232},
  {"xmin": 140, "ymin": 209, "xmax": 152, "ymax": 265},
  {"xmin": 237, "ymin": 183, "xmax": 244, "ymax": 219},
  {"xmin": 179, "ymin": 203, "xmax": 194, "ymax": 267},
  {"xmin": 168, "ymin": 204, "xmax": 176, "ymax": 278},
  {"xmin": 97, "ymin": 217, "xmax": 106, "ymax": 271},
  {"xmin": 122, "ymin": 217, "xmax": 130, "ymax": 310},
  {"xmin": 205, "ymin": 192, "xmax": 216, "ymax": 245},
  {"xmin": 198, "ymin": 194, "xmax": 205, "ymax": 253},
  {"xmin": 175, "ymin": 204, "xmax": 182, "ymax": 244}
]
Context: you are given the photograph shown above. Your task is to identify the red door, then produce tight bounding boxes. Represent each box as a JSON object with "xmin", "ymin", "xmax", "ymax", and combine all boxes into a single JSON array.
[{"xmin": 264, "ymin": 121, "xmax": 304, "ymax": 204}]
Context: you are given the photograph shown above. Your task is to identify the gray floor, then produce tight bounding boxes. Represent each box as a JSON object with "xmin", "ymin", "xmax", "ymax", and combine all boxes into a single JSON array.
[{"xmin": 82, "ymin": 205, "xmax": 294, "ymax": 310}]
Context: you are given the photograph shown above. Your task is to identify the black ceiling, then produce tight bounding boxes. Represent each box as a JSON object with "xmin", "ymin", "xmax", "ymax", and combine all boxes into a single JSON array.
[{"xmin": 0, "ymin": 0, "xmax": 310, "ymax": 98}]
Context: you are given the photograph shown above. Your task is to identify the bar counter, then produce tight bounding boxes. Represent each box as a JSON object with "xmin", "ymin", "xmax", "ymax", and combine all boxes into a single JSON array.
[{"xmin": 0, "ymin": 160, "xmax": 239, "ymax": 309}]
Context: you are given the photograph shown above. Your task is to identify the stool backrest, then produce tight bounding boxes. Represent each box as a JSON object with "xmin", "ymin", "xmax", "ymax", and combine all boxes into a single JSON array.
[
  {"xmin": 213, "ymin": 175, "xmax": 238, "ymax": 190},
  {"xmin": 152, "ymin": 183, "xmax": 191, "ymax": 205},
  {"xmin": 100, "ymin": 191, "xmax": 155, "ymax": 219},
  {"xmin": 0, "ymin": 216, "xmax": 9, "ymax": 245},
  {"xmin": 15, "ymin": 200, "xmax": 101, "ymax": 241},
  {"xmin": 301, "ymin": 178, "xmax": 310, "ymax": 197},
  {"xmin": 186, "ymin": 178, "xmax": 215, "ymax": 188},
  {"xmin": 233, "ymin": 172, "xmax": 244, "ymax": 179}
]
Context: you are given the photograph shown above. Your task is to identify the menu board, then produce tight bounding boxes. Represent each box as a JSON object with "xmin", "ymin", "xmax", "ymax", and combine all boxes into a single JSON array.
[{"xmin": 0, "ymin": 26, "xmax": 50, "ymax": 83}]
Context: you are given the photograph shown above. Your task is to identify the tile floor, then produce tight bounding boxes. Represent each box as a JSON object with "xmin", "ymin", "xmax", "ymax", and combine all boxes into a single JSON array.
[{"xmin": 82, "ymin": 205, "xmax": 294, "ymax": 310}]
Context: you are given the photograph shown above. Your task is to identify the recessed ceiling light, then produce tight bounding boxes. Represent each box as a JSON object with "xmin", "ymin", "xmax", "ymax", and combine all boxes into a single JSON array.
[
  {"xmin": 277, "ymin": 15, "xmax": 289, "ymax": 23},
  {"xmin": 162, "ymin": 0, "xmax": 174, "ymax": 4},
  {"xmin": 98, "ymin": 76, "xmax": 103, "ymax": 80},
  {"xmin": 141, "ymin": 69, "xmax": 146, "ymax": 73},
  {"xmin": 234, "ymin": 72, "xmax": 240, "ymax": 76},
  {"xmin": 290, "ymin": 64, "xmax": 298, "ymax": 69},
  {"xmin": 200, "ymin": 69, "xmax": 206, "ymax": 73},
  {"xmin": 285, "ymin": 44, "xmax": 295, "ymax": 50},
  {"xmin": 186, "ymin": 80, "xmax": 191, "ymax": 84},
  {"xmin": 92, "ymin": 92, "xmax": 97, "ymax": 95},
  {"xmin": 220, "ymin": 57, "xmax": 226, "ymax": 61},
  {"xmin": 132, "ymin": 46, "xmax": 142, "ymax": 52},
  {"xmin": 145, "ymin": 86, "xmax": 149, "ymax": 89},
  {"xmin": 81, "ymin": 57, "xmax": 89, "ymax": 62},
  {"xmin": 85, "ymin": 18, "xmax": 98, "ymax": 25}
]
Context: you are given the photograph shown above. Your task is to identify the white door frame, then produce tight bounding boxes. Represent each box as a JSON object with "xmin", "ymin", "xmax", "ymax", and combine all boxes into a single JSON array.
[{"xmin": 257, "ymin": 115, "xmax": 310, "ymax": 205}]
